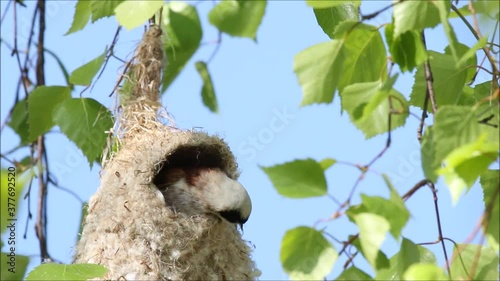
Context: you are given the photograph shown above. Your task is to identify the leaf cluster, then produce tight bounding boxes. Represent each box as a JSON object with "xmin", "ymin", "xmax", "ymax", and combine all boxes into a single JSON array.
[{"xmin": 261, "ymin": 0, "xmax": 499, "ymax": 280}]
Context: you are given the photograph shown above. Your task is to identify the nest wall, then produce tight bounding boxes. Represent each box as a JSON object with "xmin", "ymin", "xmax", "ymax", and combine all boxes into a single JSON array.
[{"xmin": 74, "ymin": 127, "xmax": 259, "ymax": 280}]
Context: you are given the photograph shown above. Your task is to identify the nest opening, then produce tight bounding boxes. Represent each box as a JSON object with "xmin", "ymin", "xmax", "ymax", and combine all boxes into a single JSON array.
[{"xmin": 153, "ymin": 144, "xmax": 229, "ymax": 187}]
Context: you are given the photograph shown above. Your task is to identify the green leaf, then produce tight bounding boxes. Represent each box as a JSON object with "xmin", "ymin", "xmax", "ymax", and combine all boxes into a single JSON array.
[
  {"xmin": 392, "ymin": 0, "xmax": 441, "ymax": 37},
  {"xmin": 161, "ymin": 2, "xmax": 202, "ymax": 92},
  {"xmin": 90, "ymin": 0, "xmax": 124, "ymax": 23},
  {"xmin": 28, "ymin": 86, "xmax": 71, "ymax": 141},
  {"xmin": 1, "ymin": 254, "xmax": 29, "ymax": 281},
  {"xmin": 410, "ymin": 51, "xmax": 467, "ymax": 110},
  {"xmin": 294, "ymin": 22, "xmax": 386, "ymax": 106},
  {"xmin": 307, "ymin": 0, "xmax": 360, "ymax": 9},
  {"xmin": 319, "ymin": 158, "xmax": 336, "ymax": 170},
  {"xmin": 208, "ymin": 0, "xmax": 266, "ymax": 39},
  {"xmin": 281, "ymin": 226, "xmax": 337, "ymax": 280},
  {"xmin": 351, "ymin": 236, "xmax": 390, "ymax": 271},
  {"xmin": 376, "ymin": 239, "xmax": 437, "ymax": 280},
  {"xmin": 115, "ymin": 0, "xmax": 163, "ymax": 30},
  {"xmin": 456, "ymin": 86, "xmax": 499, "ymax": 144},
  {"xmin": 473, "ymin": 0, "xmax": 500, "ymax": 20},
  {"xmin": 438, "ymin": 134, "xmax": 498, "ymax": 204},
  {"xmin": 7, "ymin": 99, "xmax": 30, "ymax": 145},
  {"xmin": 464, "ymin": 80, "xmax": 498, "ymax": 114},
  {"xmin": 473, "ymin": 81, "xmax": 500, "ymax": 144},
  {"xmin": 385, "ymin": 23, "xmax": 427, "ymax": 72},
  {"xmin": 341, "ymin": 80, "xmax": 409, "ymax": 139},
  {"xmin": 313, "ymin": 3, "xmax": 359, "ymax": 39},
  {"xmin": 1, "ymin": 169, "xmax": 27, "ymax": 234},
  {"xmin": 195, "ymin": 61, "xmax": 218, "ymax": 113},
  {"xmin": 450, "ymin": 244, "xmax": 499, "ymax": 280},
  {"xmin": 260, "ymin": 159, "xmax": 328, "ymax": 198},
  {"xmin": 336, "ymin": 22, "xmax": 387, "ymax": 91},
  {"xmin": 25, "ymin": 263, "xmax": 108, "ymax": 281},
  {"xmin": 432, "ymin": 1, "xmax": 458, "ymax": 60},
  {"xmin": 347, "ymin": 192, "xmax": 409, "ymax": 240},
  {"xmin": 354, "ymin": 213, "xmax": 389, "ymax": 270},
  {"xmin": 480, "ymin": 170, "xmax": 500, "ymax": 252},
  {"xmin": 402, "ymin": 264, "xmax": 448, "ymax": 280},
  {"xmin": 53, "ymin": 98, "xmax": 113, "ymax": 168},
  {"xmin": 421, "ymin": 126, "xmax": 438, "ymax": 182},
  {"xmin": 294, "ymin": 40, "xmax": 344, "ymax": 106},
  {"xmin": 69, "ymin": 48, "xmax": 107, "ymax": 86},
  {"xmin": 65, "ymin": 0, "xmax": 91, "ymax": 35},
  {"xmin": 382, "ymin": 175, "xmax": 410, "ymax": 239},
  {"xmin": 457, "ymin": 39, "xmax": 486, "ymax": 81},
  {"xmin": 14, "ymin": 157, "xmax": 34, "ymax": 174},
  {"xmin": 335, "ymin": 266, "xmax": 372, "ymax": 280},
  {"xmin": 398, "ymin": 238, "xmax": 423, "ymax": 278},
  {"xmin": 433, "ymin": 105, "xmax": 481, "ymax": 170},
  {"xmin": 444, "ymin": 42, "xmax": 479, "ymax": 84}
]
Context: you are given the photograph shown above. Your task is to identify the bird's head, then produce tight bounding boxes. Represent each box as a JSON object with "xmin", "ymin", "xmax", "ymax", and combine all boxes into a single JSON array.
[{"xmin": 154, "ymin": 167, "xmax": 252, "ymax": 229}]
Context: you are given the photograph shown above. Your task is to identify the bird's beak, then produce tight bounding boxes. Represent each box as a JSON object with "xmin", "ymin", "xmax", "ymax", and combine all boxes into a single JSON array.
[{"xmin": 238, "ymin": 223, "xmax": 244, "ymax": 232}]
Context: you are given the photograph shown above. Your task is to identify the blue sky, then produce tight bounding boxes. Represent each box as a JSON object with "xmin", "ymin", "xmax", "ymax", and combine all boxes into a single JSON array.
[{"xmin": 0, "ymin": 1, "xmax": 493, "ymax": 279}]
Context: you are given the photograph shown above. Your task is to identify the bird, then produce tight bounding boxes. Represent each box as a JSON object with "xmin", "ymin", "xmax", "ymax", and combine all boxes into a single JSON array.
[{"xmin": 153, "ymin": 167, "xmax": 252, "ymax": 229}]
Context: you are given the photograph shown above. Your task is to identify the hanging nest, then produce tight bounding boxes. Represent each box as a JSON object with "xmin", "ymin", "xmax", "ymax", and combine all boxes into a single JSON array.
[{"xmin": 73, "ymin": 23, "xmax": 259, "ymax": 280}]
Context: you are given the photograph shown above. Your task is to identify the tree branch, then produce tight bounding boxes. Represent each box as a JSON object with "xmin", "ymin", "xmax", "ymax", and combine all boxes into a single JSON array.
[{"xmin": 33, "ymin": 0, "xmax": 50, "ymax": 262}]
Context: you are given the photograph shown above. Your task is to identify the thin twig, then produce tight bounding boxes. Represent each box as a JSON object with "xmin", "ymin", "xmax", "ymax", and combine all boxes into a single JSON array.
[
  {"xmin": 92, "ymin": 26, "xmax": 122, "ymax": 92},
  {"xmin": 451, "ymin": 4, "xmax": 499, "ymax": 76},
  {"xmin": 466, "ymin": 186, "xmax": 499, "ymax": 279},
  {"xmin": 364, "ymin": 109, "xmax": 391, "ymax": 168},
  {"xmin": 463, "ymin": 213, "xmax": 483, "ymax": 244},
  {"xmin": 335, "ymin": 178, "xmax": 444, "ymax": 269},
  {"xmin": 23, "ymin": 173, "xmax": 34, "ymax": 239},
  {"xmin": 322, "ymin": 231, "xmax": 344, "ymax": 245},
  {"xmin": 343, "ymin": 251, "xmax": 359, "ymax": 269},
  {"xmin": 1, "ymin": 0, "xmax": 12, "ymax": 25},
  {"xmin": 109, "ymin": 59, "xmax": 133, "ymax": 97},
  {"xmin": 417, "ymin": 79, "xmax": 429, "ymax": 142},
  {"xmin": 21, "ymin": 0, "xmax": 39, "ymax": 98},
  {"xmin": 35, "ymin": 137, "xmax": 49, "ymax": 261},
  {"xmin": 334, "ymin": 160, "xmax": 364, "ymax": 171},
  {"xmin": 402, "ymin": 179, "xmax": 430, "ymax": 201},
  {"xmin": 0, "ymin": 154, "xmax": 16, "ymax": 164},
  {"xmin": 0, "ymin": 100, "xmax": 17, "ymax": 133},
  {"xmin": 47, "ymin": 176, "xmax": 84, "ymax": 204},
  {"xmin": 338, "ymin": 234, "xmax": 359, "ymax": 257},
  {"xmin": 360, "ymin": 0, "xmax": 398, "ymax": 21},
  {"xmin": 337, "ymin": 94, "xmax": 397, "ymax": 211},
  {"xmin": 464, "ymin": 64, "xmax": 494, "ymax": 75},
  {"xmin": 468, "ymin": 0, "xmax": 483, "ymax": 38},
  {"xmin": 206, "ymin": 30, "xmax": 222, "ymax": 64},
  {"xmin": 421, "ymin": 31, "xmax": 438, "ymax": 116},
  {"xmin": 489, "ymin": 21, "xmax": 499, "ymax": 53},
  {"xmin": 467, "ymin": 234, "xmax": 486, "ymax": 280},
  {"xmin": 33, "ymin": 0, "xmax": 49, "ymax": 262},
  {"xmin": 35, "ymin": 0, "xmax": 45, "ymax": 85},
  {"xmin": 427, "ymin": 182, "xmax": 451, "ymax": 278},
  {"xmin": 12, "ymin": 1, "xmax": 29, "ymax": 98}
]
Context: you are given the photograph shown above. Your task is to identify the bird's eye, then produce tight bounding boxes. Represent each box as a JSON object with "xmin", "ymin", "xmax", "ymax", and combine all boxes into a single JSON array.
[{"xmin": 218, "ymin": 210, "xmax": 245, "ymax": 224}]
